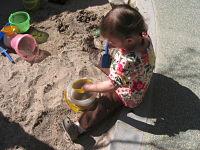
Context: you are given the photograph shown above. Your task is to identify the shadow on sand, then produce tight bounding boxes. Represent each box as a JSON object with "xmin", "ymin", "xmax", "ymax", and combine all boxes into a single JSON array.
[
  {"xmin": 0, "ymin": 112, "xmax": 55, "ymax": 150},
  {"xmin": 0, "ymin": 0, "xmax": 108, "ymax": 25}
]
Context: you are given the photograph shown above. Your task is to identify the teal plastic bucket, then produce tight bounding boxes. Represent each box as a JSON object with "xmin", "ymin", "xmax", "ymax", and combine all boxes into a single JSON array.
[
  {"xmin": 9, "ymin": 11, "xmax": 30, "ymax": 33},
  {"xmin": 22, "ymin": 0, "xmax": 40, "ymax": 11}
]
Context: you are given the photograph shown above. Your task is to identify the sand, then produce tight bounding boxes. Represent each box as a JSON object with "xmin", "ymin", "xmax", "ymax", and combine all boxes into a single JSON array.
[{"xmin": 0, "ymin": 0, "xmax": 110, "ymax": 150}]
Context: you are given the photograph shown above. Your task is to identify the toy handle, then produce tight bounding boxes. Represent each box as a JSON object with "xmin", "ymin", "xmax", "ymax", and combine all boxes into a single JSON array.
[{"xmin": 0, "ymin": 46, "xmax": 14, "ymax": 63}]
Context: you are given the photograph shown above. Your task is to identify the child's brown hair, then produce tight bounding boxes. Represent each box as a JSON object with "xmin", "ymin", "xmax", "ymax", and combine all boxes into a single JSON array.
[{"xmin": 100, "ymin": 5, "xmax": 147, "ymax": 39}]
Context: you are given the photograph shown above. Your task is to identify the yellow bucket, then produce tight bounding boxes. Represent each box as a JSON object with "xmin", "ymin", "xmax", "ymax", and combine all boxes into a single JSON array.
[
  {"xmin": 63, "ymin": 78, "xmax": 96, "ymax": 113},
  {"xmin": 63, "ymin": 90, "xmax": 85, "ymax": 113}
]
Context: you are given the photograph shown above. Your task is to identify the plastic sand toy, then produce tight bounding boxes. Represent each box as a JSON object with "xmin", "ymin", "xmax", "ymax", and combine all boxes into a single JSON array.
[
  {"xmin": 22, "ymin": 0, "xmax": 41, "ymax": 11},
  {"xmin": 10, "ymin": 34, "xmax": 39, "ymax": 61},
  {"xmin": 0, "ymin": 46, "xmax": 15, "ymax": 63},
  {"xmin": 9, "ymin": 11, "xmax": 30, "ymax": 33},
  {"xmin": 64, "ymin": 78, "xmax": 96, "ymax": 112},
  {"xmin": 1, "ymin": 25, "xmax": 18, "ymax": 36}
]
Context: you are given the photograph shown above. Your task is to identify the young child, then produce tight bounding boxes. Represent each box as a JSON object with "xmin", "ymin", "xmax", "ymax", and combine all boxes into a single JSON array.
[{"xmin": 62, "ymin": 5, "xmax": 156, "ymax": 141}]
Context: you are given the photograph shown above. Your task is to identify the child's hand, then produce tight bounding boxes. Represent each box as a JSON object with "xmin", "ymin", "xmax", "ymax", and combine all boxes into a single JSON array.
[
  {"xmin": 82, "ymin": 80, "xmax": 115, "ymax": 93},
  {"xmin": 72, "ymin": 79, "xmax": 93, "ymax": 93},
  {"xmin": 82, "ymin": 83, "xmax": 93, "ymax": 93}
]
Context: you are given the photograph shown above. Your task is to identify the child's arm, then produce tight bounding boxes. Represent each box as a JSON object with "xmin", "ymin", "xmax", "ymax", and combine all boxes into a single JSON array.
[{"xmin": 83, "ymin": 80, "xmax": 116, "ymax": 93}]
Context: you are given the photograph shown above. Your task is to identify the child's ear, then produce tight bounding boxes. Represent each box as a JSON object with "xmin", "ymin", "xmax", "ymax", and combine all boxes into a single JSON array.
[{"xmin": 126, "ymin": 38, "xmax": 135, "ymax": 44}]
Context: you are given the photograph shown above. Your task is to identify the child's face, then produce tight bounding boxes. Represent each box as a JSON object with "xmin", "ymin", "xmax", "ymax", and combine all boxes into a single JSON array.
[{"xmin": 106, "ymin": 35, "xmax": 141, "ymax": 50}]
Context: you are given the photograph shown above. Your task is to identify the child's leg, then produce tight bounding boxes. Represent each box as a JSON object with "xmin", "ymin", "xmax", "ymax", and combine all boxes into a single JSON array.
[
  {"xmin": 78, "ymin": 92, "xmax": 122, "ymax": 130},
  {"xmin": 62, "ymin": 92, "xmax": 122, "ymax": 141}
]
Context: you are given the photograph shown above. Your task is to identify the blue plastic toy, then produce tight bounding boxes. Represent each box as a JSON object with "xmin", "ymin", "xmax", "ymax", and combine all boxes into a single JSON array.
[
  {"xmin": 0, "ymin": 22, "xmax": 10, "ymax": 40},
  {"xmin": 0, "ymin": 32, "xmax": 4, "ymax": 40},
  {"xmin": 0, "ymin": 46, "xmax": 15, "ymax": 63},
  {"xmin": 101, "ymin": 41, "xmax": 111, "ymax": 68},
  {"xmin": 0, "ymin": 22, "xmax": 15, "ymax": 63}
]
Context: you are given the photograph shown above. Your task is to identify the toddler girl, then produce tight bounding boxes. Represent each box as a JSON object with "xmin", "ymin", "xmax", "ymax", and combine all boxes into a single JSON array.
[{"xmin": 63, "ymin": 4, "xmax": 156, "ymax": 141}]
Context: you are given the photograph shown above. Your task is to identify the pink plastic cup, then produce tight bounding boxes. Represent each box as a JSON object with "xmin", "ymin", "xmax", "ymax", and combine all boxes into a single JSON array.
[{"xmin": 10, "ymin": 34, "xmax": 39, "ymax": 61}]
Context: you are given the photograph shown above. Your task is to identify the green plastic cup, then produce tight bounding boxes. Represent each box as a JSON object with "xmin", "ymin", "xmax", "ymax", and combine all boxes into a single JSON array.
[
  {"xmin": 9, "ymin": 11, "xmax": 30, "ymax": 33},
  {"xmin": 22, "ymin": 0, "xmax": 40, "ymax": 11}
]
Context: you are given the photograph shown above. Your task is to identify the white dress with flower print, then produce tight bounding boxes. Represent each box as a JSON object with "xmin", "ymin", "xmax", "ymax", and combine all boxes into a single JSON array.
[{"xmin": 109, "ymin": 41, "xmax": 156, "ymax": 108}]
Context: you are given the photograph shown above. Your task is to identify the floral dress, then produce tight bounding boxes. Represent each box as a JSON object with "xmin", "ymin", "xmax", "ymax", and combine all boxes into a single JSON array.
[{"xmin": 109, "ymin": 41, "xmax": 156, "ymax": 108}]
